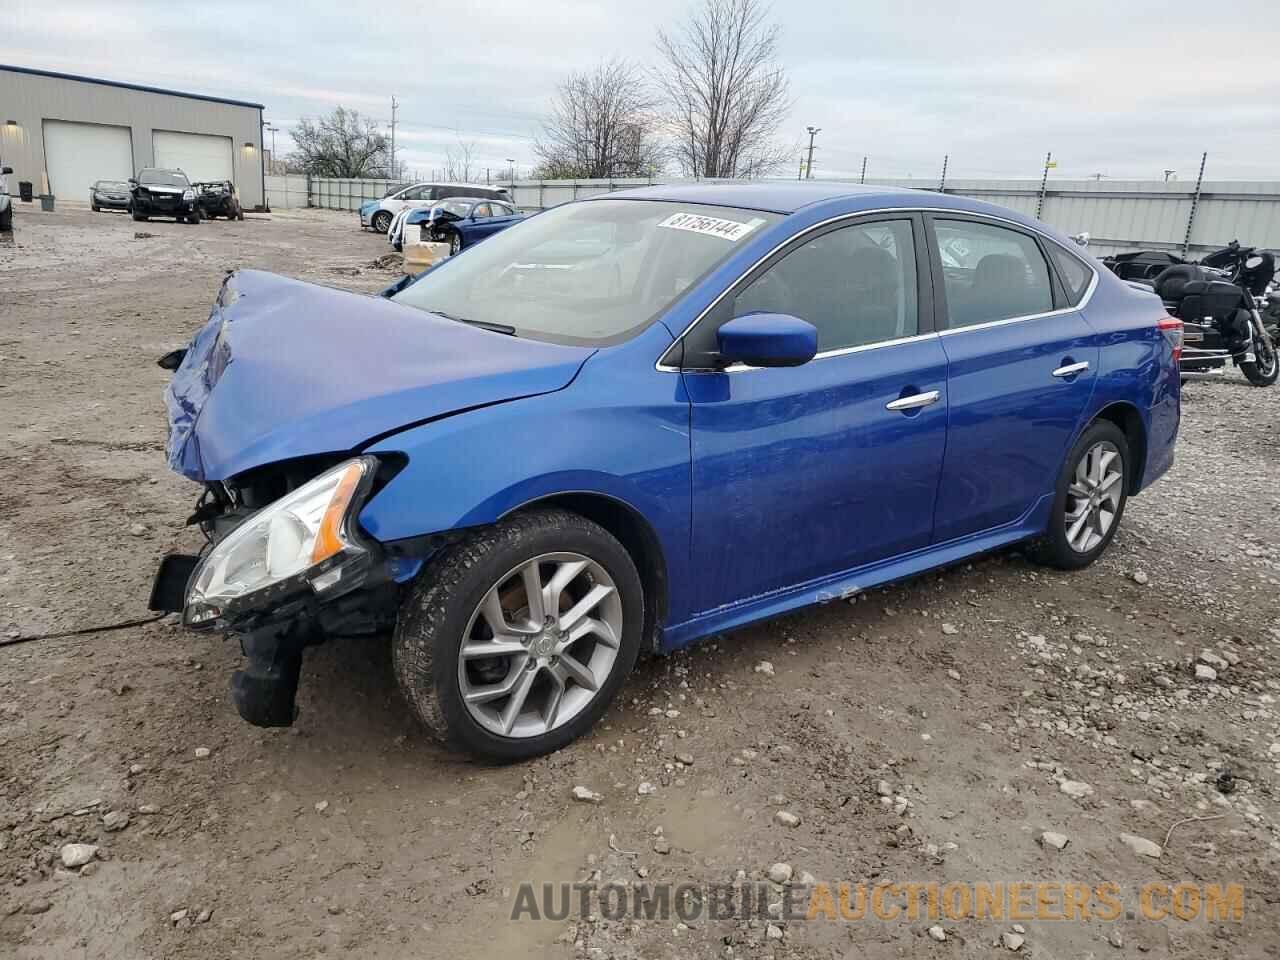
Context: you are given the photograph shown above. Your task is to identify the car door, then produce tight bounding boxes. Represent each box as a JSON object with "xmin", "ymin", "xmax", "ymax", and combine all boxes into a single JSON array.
[
  {"xmin": 926, "ymin": 215, "xmax": 1099, "ymax": 543},
  {"xmin": 681, "ymin": 214, "xmax": 950, "ymax": 614}
]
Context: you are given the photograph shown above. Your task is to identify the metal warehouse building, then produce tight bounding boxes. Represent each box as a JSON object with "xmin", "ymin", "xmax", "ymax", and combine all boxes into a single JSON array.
[{"xmin": 0, "ymin": 64, "xmax": 265, "ymax": 210}]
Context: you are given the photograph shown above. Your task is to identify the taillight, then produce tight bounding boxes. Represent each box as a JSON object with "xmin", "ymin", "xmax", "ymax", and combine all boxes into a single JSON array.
[{"xmin": 1157, "ymin": 315, "xmax": 1183, "ymax": 365}]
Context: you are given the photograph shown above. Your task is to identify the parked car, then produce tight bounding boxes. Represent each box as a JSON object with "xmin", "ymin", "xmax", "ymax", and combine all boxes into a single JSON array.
[
  {"xmin": 90, "ymin": 179, "xmax": 132, "ymax": 212},
  {"xmin": 194, "ymin": 180, "xmax": 244, "ymax": 220},
  {"xmin": 359, "ymin": 182, "xmax": 512, "ymax": 234},
  {"xmin": 152, "ymin": 183, "xmax": 1181, "ymax": 760},
  {"xmin": 0, "ymin": 163, "xmax": 12, "ymax": 232},
  {"xmin": 130, "ymin": 168, "xmax": 200, "ymax": 223},
  {"xmin": 391, "ymin": 197, "xmax": 524, "ymax": 252}
]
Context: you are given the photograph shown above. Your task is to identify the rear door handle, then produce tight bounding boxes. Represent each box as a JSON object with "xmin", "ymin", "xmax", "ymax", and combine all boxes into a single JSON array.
[
  {"xmin": 1052, "ymin": 360, "xmax": 1090, "ymax": 378},
  {"xmin": 885, "ymin": 390, "xmax": 940, "ymax": 411}
]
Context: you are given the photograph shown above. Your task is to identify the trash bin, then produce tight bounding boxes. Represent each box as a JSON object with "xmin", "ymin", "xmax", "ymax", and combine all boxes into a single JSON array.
[
  {"xmin": 18, "ymin": 181, "xmax": 33, "ymax": 202},
  {"xmin": 39, "ymin": 194, "xmax": 55, "ymax": 212}
]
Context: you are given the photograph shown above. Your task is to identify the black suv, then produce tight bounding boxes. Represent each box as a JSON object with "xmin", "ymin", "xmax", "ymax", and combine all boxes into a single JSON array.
[
  {"xmin": 194, "ymin": 180, "xmax": 244, "ymax": 220},
  {"xmin": 130, "ymin": 168, "xmax": 200, "ymax": 223}
]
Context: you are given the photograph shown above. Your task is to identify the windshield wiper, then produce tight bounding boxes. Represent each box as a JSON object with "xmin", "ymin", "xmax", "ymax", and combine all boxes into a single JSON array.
[{"xmin": 427, "ymin": 309, "xmax": 516, "ymax": 336}]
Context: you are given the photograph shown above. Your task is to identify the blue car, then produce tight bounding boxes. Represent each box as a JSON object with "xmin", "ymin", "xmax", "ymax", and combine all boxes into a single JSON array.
[
  {"xmin": 393, "ymin": 197, "xmax": 524, "ymax": 253},
  {"xmin": 153, "ymin": 183, "xmax": 1181, "ymax": 760}
]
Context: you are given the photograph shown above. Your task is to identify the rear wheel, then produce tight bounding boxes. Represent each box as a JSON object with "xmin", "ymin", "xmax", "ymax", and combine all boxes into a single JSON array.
[
  {"xmin": 131, "ymin": 209, "xmax": 147, "ymax": 222},
  {"xmin": 1030, "ymin": 420, "xmax": 1130, "ymax": 570},
  {"xmin": 393, "ymin": 508, "xmax": 643, "ymax": 761},
  {"xmin": 449, "ymin": 231, "xmax": 462, "ymax": 255},
  {"xmin": 0, "ymin": 206, "xmax": 11, "ymax": 232},
  {"xmin": 371, "ymin": 210, "xmax": 393, "ymax": 234}
]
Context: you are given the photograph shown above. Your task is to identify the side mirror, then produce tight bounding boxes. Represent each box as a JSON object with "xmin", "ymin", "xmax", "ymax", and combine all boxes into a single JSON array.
[
  {"xmin": 717, "ymin": 313, "xmax": 817, "ymax": 368},
  {"xmin": 128, "ymin": 178, "xmax": 138, "ymax": 188},
  {"xmin": 1, "ymin": 167, "xmax": 12, "ymax": 175}
]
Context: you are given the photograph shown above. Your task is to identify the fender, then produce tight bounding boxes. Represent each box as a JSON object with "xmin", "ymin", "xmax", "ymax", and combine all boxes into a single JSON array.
[{"xmin": 357, "ymin": 321, "xmax": 697, "ymax": 623}]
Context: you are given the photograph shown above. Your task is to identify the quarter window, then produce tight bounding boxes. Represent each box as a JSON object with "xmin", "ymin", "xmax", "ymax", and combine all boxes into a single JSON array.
[
  {"xmin": 934, "ymin": 220, "xmax": 1053, "ymax": 328},
  {"xmin": 731, "ymin": 219, "xmax": 919, "ymax": 353},
  {"xmin": 1047, "ymin": 243, "xmax": 1094, "ymax": 306}
]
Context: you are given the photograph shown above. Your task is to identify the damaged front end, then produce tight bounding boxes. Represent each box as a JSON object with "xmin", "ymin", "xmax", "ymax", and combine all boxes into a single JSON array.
[{"xmin": 153, "ymin": 454, "xmax": 405, "ymax": 726}]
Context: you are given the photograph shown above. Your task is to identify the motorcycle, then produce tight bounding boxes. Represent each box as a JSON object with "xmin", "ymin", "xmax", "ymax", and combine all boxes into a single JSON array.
[{"xmin": 1103, "ymin": 241, "xmax": 1278, "ymax": 386}]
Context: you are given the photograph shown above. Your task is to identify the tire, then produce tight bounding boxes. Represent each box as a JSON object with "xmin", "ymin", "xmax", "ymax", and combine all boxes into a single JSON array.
[
  {"xmin": 394, "ymin": 508, "xmax": 644, "ymax": 761},
  {"xmin": 91, "ymin": 204, "xmax": 100, "ymax": 212},
  {"xmin": 0, "ymin": 206, "xmax": 11, "ymax": 232},
  {"xmin": 187, "ymin": 209, "xmax": 201, "ymax": 224},
  {"xmin": 236, "ymin": 207, "xmax": 245, "ymax": 221},
  {"xmin": 449, "ymin": 231, "xmax": 462, "ymax": 256},
  {"xmin": 1030, "ymin": 420, "xmax": 1130, "ymax": 570},
  {"xmin": 1241, "ymin": 331, "xmax": 1278, "ymax": 386},
  {"xmin": 131, "ymin": 209, "xmax": 147, "ymax": 222},
  {"xmin": 371, "ymin": 210, "xmax": 393, "ymax": 234}
]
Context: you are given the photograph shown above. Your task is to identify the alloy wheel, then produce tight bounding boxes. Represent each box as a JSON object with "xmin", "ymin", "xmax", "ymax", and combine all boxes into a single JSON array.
[
  {"xmin": 1063, "ymin": 441, "xmax": 1123, "ymax": 553},
  {"xmin": 457, "ymin": 552, "xmax": 623, "ymax": 738}
]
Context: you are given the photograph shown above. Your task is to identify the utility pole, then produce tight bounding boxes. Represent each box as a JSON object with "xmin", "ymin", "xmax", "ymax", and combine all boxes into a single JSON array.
[
  {"xmin": 797, "ymin": 157, "xmax": 805, "ymax": 180},
  {"xmin": 804, "ymin": 126, "xmax": 820, "ymax": 179},
  {"xmin": 860, "ymin": 156, "xmax": 867, "ymax": 184},
  {"xmin": 263, "ymin": 123, "xmax": 278, "ymax": 173},
  {"xmin": 506, "ymin": 158, "xmax": 515, "ymax": 185},
  {"xmin": 938, "ymin": 154, "xmax": 949, "ymax": 193},
  {"xmin": 389, "ymin": 96, "xmax": 399, "ymax": 181},
  {"xmin": 1035, "ymin": 150, "xmax": 1053, "ymax": 219},
  {"xmin": 1181, "ymin": 152, "xmax": 1207, "ymax": 257}
]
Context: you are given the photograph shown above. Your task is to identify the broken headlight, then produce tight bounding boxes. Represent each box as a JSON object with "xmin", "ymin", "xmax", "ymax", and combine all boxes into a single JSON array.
[{"xmin": 185, "ymin": 457, "xmax": 377, "ymax": 627}]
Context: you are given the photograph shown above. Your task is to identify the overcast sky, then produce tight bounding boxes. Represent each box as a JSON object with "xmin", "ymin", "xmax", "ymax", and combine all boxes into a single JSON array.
[{"xmin": 6, "ymin": 0, "xmax": 1279, "ymax": 182}]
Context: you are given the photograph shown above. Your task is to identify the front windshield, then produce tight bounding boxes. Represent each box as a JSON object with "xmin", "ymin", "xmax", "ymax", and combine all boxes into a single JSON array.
[
  {"xmin": 139, "ymin": 170, "xmax": 189, "ymax": 187},
  {"xmin": 97, "ymin": 181, "xmax": 129, "ymax": 190},
  {"xmin": 391, "ymin": 199, "xmax": 782, "ymax": 345}
]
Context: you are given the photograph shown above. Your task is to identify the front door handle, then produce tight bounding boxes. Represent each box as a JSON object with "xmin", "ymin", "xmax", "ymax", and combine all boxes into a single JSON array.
[
  {"xmin": 886, "ymin": 390, "xmax": 940, "ymax": 412},
  {"xmin": 1052, "ymin": 360, "xmax": 1090, "ymax": 378}
]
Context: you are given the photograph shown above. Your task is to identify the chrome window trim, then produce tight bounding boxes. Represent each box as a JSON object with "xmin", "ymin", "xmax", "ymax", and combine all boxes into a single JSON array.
[
  {"xmin": 715, "ymin": 331, "xmax": 940, "ymax": 374},
  {"xmin": 655, "ymin": 206, "xmax": 1100, "ymax": 372}
]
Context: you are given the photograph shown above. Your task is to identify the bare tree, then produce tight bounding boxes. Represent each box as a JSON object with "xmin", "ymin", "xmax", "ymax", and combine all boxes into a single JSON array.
[
  {"xmin": 288, "ymin": 107, "xmax": 389, "ymax": 178},
  {"xmin": 443, "ymin": 139, "xmax": 479, "ymax": 182},
  {"xmin": 533, "ymin": 59, "xmax": 665, "ymax": 179},
  {"xmin": 654, "ymin": 0, "xmax": 792, "ymax": 179}
]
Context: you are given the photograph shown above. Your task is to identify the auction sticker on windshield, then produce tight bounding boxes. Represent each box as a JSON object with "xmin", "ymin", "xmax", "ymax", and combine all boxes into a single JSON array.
[{"xmin": 657, "ymin": 212, "xmax": 766, "ymax": 242}]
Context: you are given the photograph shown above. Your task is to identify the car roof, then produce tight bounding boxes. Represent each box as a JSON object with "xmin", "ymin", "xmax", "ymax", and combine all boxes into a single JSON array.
[
  {"xmin": 407, "ymin": 181, "xmax": 508, "ymax": 191},
  {"xmin": 593, "ymin": 180, "xmax": 1065, "ymax": 240}
]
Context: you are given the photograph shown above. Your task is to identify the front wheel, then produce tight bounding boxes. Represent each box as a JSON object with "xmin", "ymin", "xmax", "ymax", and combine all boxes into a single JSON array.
[
  {"xmin": 449, "ymin": 231, "xmax": 462, "ymax": 256},
  {"xmin": 131, "ymin": 209, "xmax": 147, "ymax": 221},
  {"xmin": 0, "ymin": 206, "xmax": 11, "ymax": 232},
  {"xmin": 1241, "ymin": 326, "xmax": 1279, "ymax": 386},
  {"xmin": 1030, "ymin": 420, "xmax": 1130, "ymax": 570},
  {"xmin": 393, "ymin": 509, "xmax": 643, "ymax": 761}
]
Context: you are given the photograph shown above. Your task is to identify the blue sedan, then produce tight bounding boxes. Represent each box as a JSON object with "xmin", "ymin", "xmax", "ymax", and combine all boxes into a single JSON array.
[
  {"xmin": 394, "ymin": 197, "xmax": 524, "ymax": 253},
  {"xmin": 154, "ymin": 182, "xmax": 1181, "ymax": 760}
]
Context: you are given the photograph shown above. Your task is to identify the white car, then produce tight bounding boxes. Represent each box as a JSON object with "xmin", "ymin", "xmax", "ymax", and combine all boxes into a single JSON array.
[{"xmin": 359, "ymin": 182, "xmax": 511, "ymax": 234}]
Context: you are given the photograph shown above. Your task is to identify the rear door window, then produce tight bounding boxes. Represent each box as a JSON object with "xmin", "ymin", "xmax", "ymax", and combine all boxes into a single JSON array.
[{"xmin": 932, "ymin": 219, "xmax": 1054, "ymax": 328}]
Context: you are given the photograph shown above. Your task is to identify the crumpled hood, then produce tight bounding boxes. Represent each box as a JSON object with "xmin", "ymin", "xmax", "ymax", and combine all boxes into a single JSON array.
[{"xmin": 166, "ymin": 269, "xmax": 593, "ymax": 481}]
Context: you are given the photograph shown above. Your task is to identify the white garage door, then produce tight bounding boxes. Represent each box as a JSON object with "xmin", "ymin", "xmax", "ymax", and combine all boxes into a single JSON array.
[
  {"xmin": 153, "ymin": 131, "xmax": 234, "ymax": 184},
  {"xmin": 42, "ymin": 120, "xmax": 134, "ymax": 201}
]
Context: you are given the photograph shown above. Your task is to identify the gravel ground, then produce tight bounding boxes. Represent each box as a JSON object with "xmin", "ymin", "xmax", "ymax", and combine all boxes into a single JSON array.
[{"xmin": 1, "ymin": 203, "xmax": 1278, "ymax": 959}]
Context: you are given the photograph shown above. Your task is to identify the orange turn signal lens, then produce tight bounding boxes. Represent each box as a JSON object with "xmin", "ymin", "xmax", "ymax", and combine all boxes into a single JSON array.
[{"xmin": 310, "ymin": 461, "xmax": 367, "ymax": 564}]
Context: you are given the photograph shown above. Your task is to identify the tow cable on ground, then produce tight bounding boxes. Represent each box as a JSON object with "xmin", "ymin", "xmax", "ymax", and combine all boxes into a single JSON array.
[{"xmin": 0, "ymin": 613, "xmax": 168, "ymax": 648}]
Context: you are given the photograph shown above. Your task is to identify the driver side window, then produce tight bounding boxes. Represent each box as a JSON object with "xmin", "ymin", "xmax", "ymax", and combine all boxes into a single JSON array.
[{"xmin": 731, "ymin": 219, "xmax": 919, "ymax": 353}]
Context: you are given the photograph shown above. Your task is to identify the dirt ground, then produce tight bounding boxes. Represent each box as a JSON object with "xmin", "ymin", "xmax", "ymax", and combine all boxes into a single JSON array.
[{"xmin": 2, "ymin": 202, "xmax": 1279, "ymax": 960}]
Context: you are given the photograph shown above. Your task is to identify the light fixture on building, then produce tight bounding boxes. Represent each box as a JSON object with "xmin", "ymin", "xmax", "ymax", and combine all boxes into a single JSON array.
[
  {"xmin": 243, "ymin": 141, "xmax": 255, "ymax": 150},
  {"xmin": 4, "ymin": 120, "xmax": 17, "ymax": 128}
]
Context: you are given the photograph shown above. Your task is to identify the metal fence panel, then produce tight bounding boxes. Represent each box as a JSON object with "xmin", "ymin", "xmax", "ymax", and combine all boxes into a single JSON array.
[{"xmin": 300, "ymin": 175, "xmax": 1280, "ymax": 255}]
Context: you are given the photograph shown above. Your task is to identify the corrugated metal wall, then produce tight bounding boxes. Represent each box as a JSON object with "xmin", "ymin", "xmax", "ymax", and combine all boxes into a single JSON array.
[
  {"xmin": 0, "ymin": 67, "xmax": 265, "ymax": 208},
  {"xmin": 301, "ymin": 175, "xmax": 1280, "ymax": 256}
]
